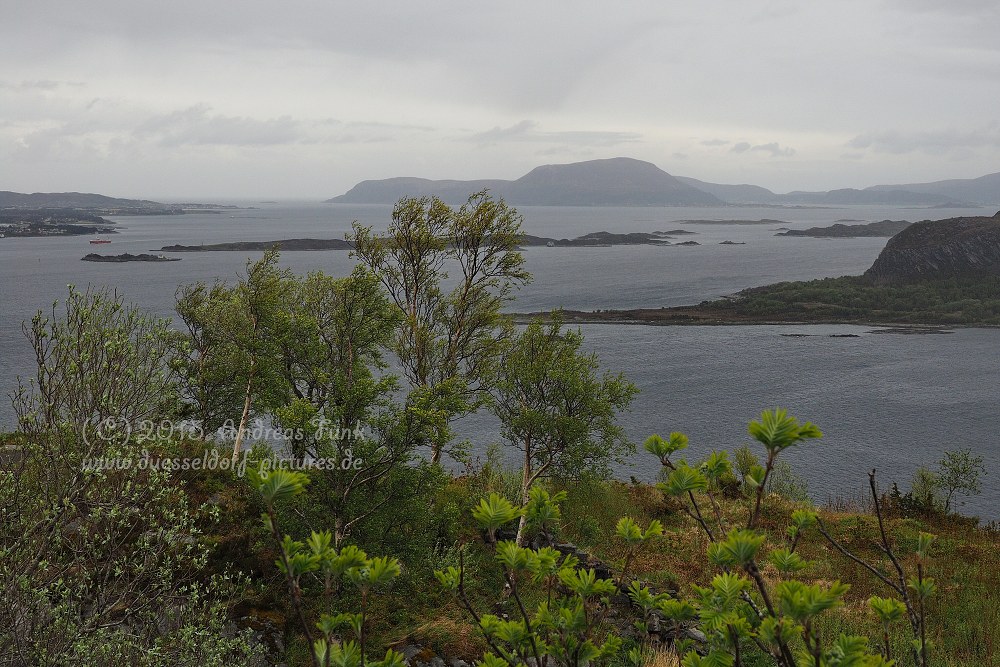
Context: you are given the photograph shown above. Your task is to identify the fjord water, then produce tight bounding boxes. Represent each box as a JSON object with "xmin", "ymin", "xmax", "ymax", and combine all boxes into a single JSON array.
[{"xmin": 1, "ymin": 202, "xmax": 997, "ymax": 519}]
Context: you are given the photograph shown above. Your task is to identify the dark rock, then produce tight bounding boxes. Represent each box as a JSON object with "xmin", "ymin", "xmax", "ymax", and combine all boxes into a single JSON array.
[{"xmin": 864, "ymin": 211, "xmax": 1000, "ymax": 285}]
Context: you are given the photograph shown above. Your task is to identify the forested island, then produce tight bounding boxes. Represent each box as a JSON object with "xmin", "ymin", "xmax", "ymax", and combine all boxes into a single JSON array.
[{"xmin": 82, "ymin": 253, "xmax": 181, "ymax": 262}]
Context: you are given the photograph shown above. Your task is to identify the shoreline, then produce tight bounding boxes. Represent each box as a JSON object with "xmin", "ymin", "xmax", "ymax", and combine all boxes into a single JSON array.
[{"xmin": 507, "ymin": 307, "xmax": 995, "ymax": 330}]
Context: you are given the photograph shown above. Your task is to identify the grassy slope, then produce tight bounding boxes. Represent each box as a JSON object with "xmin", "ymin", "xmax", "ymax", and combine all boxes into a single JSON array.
[
  {"xmin": 556, "ymin": 480, "xmax": 999, "ymax": 666},
  {"xmin": 168, "ymin": 437, "xmax": 998, "ymax": 666}
]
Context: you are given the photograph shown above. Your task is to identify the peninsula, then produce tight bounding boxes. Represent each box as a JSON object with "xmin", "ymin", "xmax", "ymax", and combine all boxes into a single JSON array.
[
  {"xmin": 0, "ymin": 191, "xmax": 239, "ymax": 216},
  {"xmin": 514, "ymin": 212, "xmax": 1000, "ymax": 327},
  {"xmin": 776, "ymin": 219, "xmax": 912, "ymax": 238}
]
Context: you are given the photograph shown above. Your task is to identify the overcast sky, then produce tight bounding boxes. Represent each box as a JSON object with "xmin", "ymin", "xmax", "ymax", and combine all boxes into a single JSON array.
[{"xmin": 1, "ymin": 0, "xmax": 998, "ymax": 199}]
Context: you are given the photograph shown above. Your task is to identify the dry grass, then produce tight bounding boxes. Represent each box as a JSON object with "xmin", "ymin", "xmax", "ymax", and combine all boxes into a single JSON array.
[
  {"xmin": 642, "ymin": 647, "xmax": 681, "ymax": 667},
  {"xmin": 403, "ymin": 614, "xmax": 487, "ymax": 661},
  {"xmin": 559, "ymin": 479, "xmax": 1000, "ymax": 665}
]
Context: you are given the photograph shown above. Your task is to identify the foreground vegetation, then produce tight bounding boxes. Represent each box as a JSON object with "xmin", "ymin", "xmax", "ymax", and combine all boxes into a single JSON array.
[{"xmin": 1, "ymin": 193, "xmax": 996, "ymax": 666}]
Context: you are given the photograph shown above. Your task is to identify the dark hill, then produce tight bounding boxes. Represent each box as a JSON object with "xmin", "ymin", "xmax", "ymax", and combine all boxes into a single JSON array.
[
  {"xmin": 506, "ymin": 158, "xmax": 722, "ymax": 206},
  {"xmin": 327, "ymin": 158, "xmax": 723, "ymax": 206},
  {"xmin": 864, "ymin": 211, "xmax": 1000, "ymax": 285}
]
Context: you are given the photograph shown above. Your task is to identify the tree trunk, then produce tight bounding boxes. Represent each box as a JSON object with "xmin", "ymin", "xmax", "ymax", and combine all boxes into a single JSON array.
[
  {"xmin": 231, "ymin": 359, "xmax": 255, "ymax": 462},
  {"xmin": 515, "ymin": 443, "xmax": 532, "ymax": 546}
]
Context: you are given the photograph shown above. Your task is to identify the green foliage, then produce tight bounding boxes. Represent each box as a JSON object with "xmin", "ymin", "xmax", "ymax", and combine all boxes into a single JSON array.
[
  {"xmin": 2, "ymin": 287, "xmax": 260, "ymax": 665},
  {"xmin": 487, "ymin": 313, "xmax": 637, "ymax": 544},
  {"xmin": 524, "ymin": 487, "xmax": 568, "ymax": 535},
  {"xmin": 643, "ymin": 409, "xmax": 939, "ymax": 667},
  {"xmin": 700, "ymin": 450, "xmax": 732, "ymax": 482},
  {"xmin": 15, "ymin": 284, "xmax": 180, "ymax": 439},
  {"xmin": 707, "ymin": 529, "xmax": 766, "ymax": 567},
  {"xmin": 934, "ymin": 448, "xmax": 986, "ymax": 514},
  {"xmin": 472, "ymin": 492, "xmax": 523, "ymax": 542},
  {"xmin": 616, "ymin": 516, "xmax": 663, "ymax": 545},
  {"xmin": 869, "ymin": 596, "xmax": 906, "ymax": 624},
  {"xmin": 775, "ymin": 580, "xmax": 850, "ymax": 622},
  {"xmin": 435, "ymin": 490, "xmax": 647, "ymax": 667},
  {"xmin": 659, "ymin": 463, "xmax": 709, "ymax": 496},
  {"xmin": 251, "ymin": 465, "xmax": 404, "ymax": 667},
  {"xmin": 248, "ymin": 467, "xmax": 310, "ymax": 506},
  {"xmin": 748, "ymin": 408, "xmax": 822, "ymax": 454},
  {"xmin": 175, "ymin": 250, "xmax": 294, "ymax": 458},
  {"xmin": 768, "ymin": 548, "xmax": 808, "ymax": 574},
  {"xmin": 644, "ymin": 432, "xmax": 689, "ymax": 465},
  {"xmin": 898, "ymin": 449, "xmax": 986, "ymax": 517},
  {"xmin": 766, "ymin": 460, "xmax": 811, "ymax": 502},
  {"xmin": 12, "ymin": 215, "xmax": 991, "ymax": 667},
  {"xmin": 904, "ymin": 466, "xmax": 943, "ymax": 514},
  {"xmin": 733, "ymin": 445, "xmax": 759, "ymax": 483},
  {"xmin": 350, "ymin": 192, "xmax": 531, "ymax": 464}
]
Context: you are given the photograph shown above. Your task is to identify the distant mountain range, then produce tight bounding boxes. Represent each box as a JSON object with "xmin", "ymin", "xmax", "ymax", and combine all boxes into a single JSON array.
[
  {"xmin": 328, "ymin": 158, "xmax": 1000, "ymax": 207},
  {"xmin": 328, "ymin": 158, "xmax": 722, "ymax": 206},
  {"xmin": 0, "ymin": 191, "xmax": 236, "ymax": 213},
  {"xmin": 0, "ymin": 191, "xmax": 168, "ymax": 210}
]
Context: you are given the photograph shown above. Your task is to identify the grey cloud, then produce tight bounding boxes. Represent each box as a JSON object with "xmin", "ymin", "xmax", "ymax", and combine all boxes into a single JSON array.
[
  {"xmin": 747, "ymin": 3, "xmax": 800, "ymax": 23},
  {"xmin": 134, "ymin": 106, "xmax": 302, "ymax": 147},
  {"xmin": 730, "ymin": 142, "xmax": 751, "ymax": 154},
  {"xmin": 0, "ymin": 1, "xmax": 659, "ymax": 113},
  {"xmin": 0, "ymin": 79, "xmax": 82, "ymax": 91},
  {"xmin": 701, "ymin": 139, "xmax": 730, "ymax": 146},
  {"xmin": 535, "ymin": 147, "xmax": 595, "ymax": 158},
  {"xmin": 751, "ymin": 142, "xmax": 795, "ymax": 157},
  {"xmin": 345, "ymin": 121, "xmax": 436, "ymax": 133},
  {"xmin": 470, "ymin": 120, "xmax": 538, "ymax": 141},
  {"xmin": 847, "ymin": 125, "xmax": 1000, "ymax": 155},
  {"xmin": 886, "ymin": 0, "xmax": 999, "ymax": 15},
  {"xmin": 469, "ymin": 121, "xmax": 641, "ymax": 147}
]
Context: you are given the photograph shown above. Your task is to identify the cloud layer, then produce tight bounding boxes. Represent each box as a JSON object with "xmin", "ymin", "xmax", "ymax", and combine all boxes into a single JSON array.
[{"xmin": 1, "ymin": 1, "xmax": 998, "ymax": 197}]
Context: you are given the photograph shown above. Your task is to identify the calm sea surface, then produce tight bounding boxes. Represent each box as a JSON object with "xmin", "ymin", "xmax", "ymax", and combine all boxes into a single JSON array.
[{"xmin": 1, "ymin": 202, "xmax": 996, "ymax": 518}]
